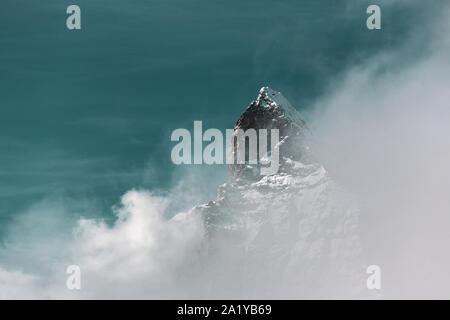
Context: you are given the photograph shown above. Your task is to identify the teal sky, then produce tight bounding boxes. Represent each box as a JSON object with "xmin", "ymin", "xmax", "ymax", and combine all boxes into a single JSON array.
[{"xmin": 0, "ymin": 0, "xmax": 441, "ymax": 232}]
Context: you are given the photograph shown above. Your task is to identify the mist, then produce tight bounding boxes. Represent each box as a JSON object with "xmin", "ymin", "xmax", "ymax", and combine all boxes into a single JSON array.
[{"xmin": 308, "ymin": 15, "xmax": 450, "ymax": 298}]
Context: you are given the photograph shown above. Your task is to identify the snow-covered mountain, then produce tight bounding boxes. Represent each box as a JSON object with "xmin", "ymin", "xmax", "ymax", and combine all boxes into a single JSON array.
[{"xmin": 190, "ymin": 87, "xmax": 363, "ymax": 298}]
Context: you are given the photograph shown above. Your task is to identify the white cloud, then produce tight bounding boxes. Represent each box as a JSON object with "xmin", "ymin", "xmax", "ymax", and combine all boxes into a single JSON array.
[
  {"xmin": 0, "ymin": 267, "xmax": 41, "ymax": 299},
  {"xmin": 307, "ymin": 16, "xmax": 450, "ymax": 298}
]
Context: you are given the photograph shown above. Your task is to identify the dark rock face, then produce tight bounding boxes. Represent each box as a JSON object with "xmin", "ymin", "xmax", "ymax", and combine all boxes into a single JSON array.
[{"xmin": 228, "ymin": 87, "xmax": 310, "ymax": 182}]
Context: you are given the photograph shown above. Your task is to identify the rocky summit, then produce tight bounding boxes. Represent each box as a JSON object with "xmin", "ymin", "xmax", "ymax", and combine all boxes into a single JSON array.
[{"xmin": 228, "ymin": 87, "xmax": 312, "ymax": 182}]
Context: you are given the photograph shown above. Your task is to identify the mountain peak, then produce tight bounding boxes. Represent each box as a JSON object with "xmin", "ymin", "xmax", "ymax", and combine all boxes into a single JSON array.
[
  {"xmin": 189, "ymin": 87, "xmax": 362, "ymax": 298},
  {"xmin": 229, "ymin": 87, "xmax": 311, "ymax": 182},
  {"xmin": 256, "ymin": 87, "xmax": 307, "ymax": 130}
]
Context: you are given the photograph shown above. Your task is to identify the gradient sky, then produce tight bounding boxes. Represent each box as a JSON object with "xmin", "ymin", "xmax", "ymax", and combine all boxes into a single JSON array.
[{"xmin": 0, "ymin": 0, "xmax": 443, "ymax": 235}]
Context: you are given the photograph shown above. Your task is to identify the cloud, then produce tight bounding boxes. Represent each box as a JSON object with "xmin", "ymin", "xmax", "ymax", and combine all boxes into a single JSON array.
[
  {"xmin": 0, "ymin": 267, "xmax": 41, "ymax": 299},
  {"xmin": 0, "ymin": 189, "xmax": 205, "ymax": 299},
  {"xmin": 70, "ymin": 190, "xmax": 204, "ymax": 298},
  {"xmin": 307, "ymin": 7, "xmax": 450, "ymax": 298}
]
